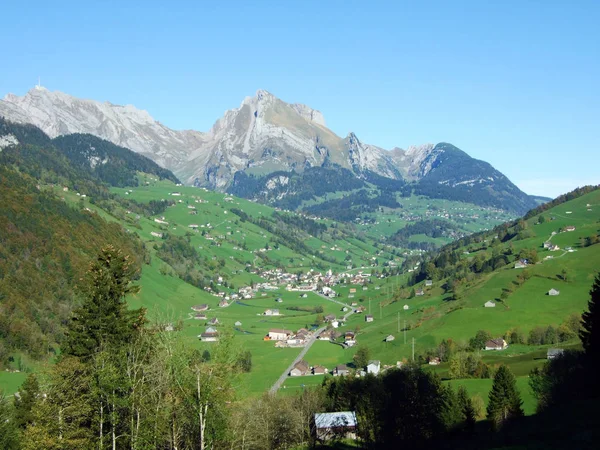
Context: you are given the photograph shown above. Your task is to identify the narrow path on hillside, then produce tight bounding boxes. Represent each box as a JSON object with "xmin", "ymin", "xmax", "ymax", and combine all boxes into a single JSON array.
[{"xmin": 269, "ymin": 291, "xmax": 356, "ymax": 393}]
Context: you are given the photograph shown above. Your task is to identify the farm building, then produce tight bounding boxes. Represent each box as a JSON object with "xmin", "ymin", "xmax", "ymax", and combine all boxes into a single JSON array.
[
  {"xmin": 331, "ymin": 320, "xmax": 340, "ymax": 328},
  {"xmin": 484, "ymin": 301, "xmax": 496, "ymax": 308},
  {"xmin": 191, "ymin": 304, "xmax": 209, "ymax": 312},
  {"xmin": 365, "ymin": 315, "xmax": 374, "ymax": 323},
  {"xmin": 314, "ymin": 411, "xmax": 357, "ymax": 441},
  {"xmin": 199, "ymin": 331, "xmax": 218, "ymax": 342},
  {"xmin": 367, "ymin": 360, "xmax": 381, "ymax": 375},
  {"xmin": 234, "ymin": 321, "xmax": 242, "ymax": 327},
  {"xmin": 514, "ymin": 260, "xmax": 528, "ymax": 269},
  {"xmin": 547, "ymin": 348, "xmax": 565, "ymax": 360},
  {"xmin": 325, "ymin": 314, "xmax": 336, "ymax": 322},
  {"xmin": 543, "ymin": 241, "xmax": 553, "ymax": 249},
  {"xmin": 485, "ymin": 338, "xmax": 508, "ymax": 351},
  {"xmin": 313, "ymin": 365, "xmax": 327, "ymax": 375},
  {"xmin": 207, "ymin": 318, "xmax": 219, "ymax": 326},
  {"xmin": 548, "ymin": 288, "xmax": 560, "ymax": 296},
  {"xmin": 415, "ymin": 289, "xmax": 425, "ymax": 296},
  {"xmin": 565, "ymin": 226, "xmax": 576, "ymax": 232},
  {"xmin": 268, "ymin": 329, "xmax": 293, "ymax": 341},
  {"xmin": 290, "ymin": 360, "xmax": 309, "ymax": 376},
  {"xmin": 193, "ymin": 314, "xmax": 207, "ymax": 320},
  {"xmin": 384, "ymin": 335, "xmax": 395, "ymax": 342},
  {"xmin": 428, "ymin": 357, "xmax": 441, "ymax": 365},
  {"xmin": 264, "ymin": 309, "xmax": 281, "ymax": 316},
  {"xmin": 403, "ymin": 305, "xmax": 409, "ymax": 310},
  {"xmin": 425, "ymin": 280, "xmax": 433, "ymax": 287},
  {"xmin": 334, "ymin": 364, "xmax": 349, "ymax": 376}
]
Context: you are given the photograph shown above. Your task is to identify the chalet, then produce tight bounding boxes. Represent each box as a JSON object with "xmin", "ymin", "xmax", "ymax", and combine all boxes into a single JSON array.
[
  {"xmin": 191, "ymin": 304, "xmax": 209, "ymax": 312},
  {"xmin": 290, "ymin": 360, "xmax": 309, "ymax": 376},
  {"xmin": 313, "ymin": 365, "xmax": 327, "ymax": 375},
  {"xmin": 314, "ymin": 411, "xmax": 357, "ymax": 441},
  {"xmin": 207, "ymin": 318, "xmax": 220, "ymax": 326},
  {"xmin": 218, "ymin": 300, "xmax": 229, "ymax": 307},
  {"xmin": 301, "ymin": 293, "xmax": 308, "ymax": 298},
  {"xmin": 415, "ymin": 289, "xmax": 425, "ymax": 297},
  {"xmin": 264, "ymin": 309, "xmax": 281, "ymax": 316},
  {"xmin": 366, "ymin": 360, "xmax": 380, "ymax": 375},
  {"xmin": 428, "ymin": 357, "xmax": 441, "ymax": 365},
  {"xmin": 349, "ymin": 288, "xmax": 357, "ymax": 294},
  {"xmin": 425, "ymin": 280, "xmax": 433, "ymax": 287},
  {"xmin": 543, "ymin": 241, "xmax": 553, "ymax": 249},
  {"xmin": 565, "ymin": 226, "xmax": 576, "ymax": 232},
  {"xmin": 334, "ymin": 364, "xmax": 349, "ymax": 376},
  {"xmin": 324, "ymin": 314, "xmax": 336, "ymax": 323},
  {"xmin": 549, "ymin": 245, "xmax": 560, "ymax": 252},
  {"xmin": 403, "ymin": 305, "xmax": 409, "ymax": 310},
  {"xmin": 268, "ymin": 329, "xmax": 293, "ymax": 341},
  {"xmin": 485, "ymin": 338, "xmax": 508, "ymax": 351},
  {"xmin": 331, "ymin": 320, "xmax": 340, "ymax": 328},
  {"xmin": 514, "ymin": 260, "xmax": 528, "ymax": 269},
  {"xmin": 199, "ymin": 331, "xmax": 218, "ymax": 342},
  {"xmin": 384, "ymin": 335, "xmax": 395, "ymax": 342},
  {"xmin": 365, "ymin": 315, "xmax": 374, "ymax": 323},
  {"xmin": 484, "ymin": 301, "xmax": 496, "ymax": 308},
  {"xmin": 547, "ymin": 348, "xmax": 565, "ymax": 360},
  {"xmin": 548, "ymin": 288, "xmax": 560, "ymax": 296},
  {"xmin": 205, "ymin": 326, "xmax": 217, "ymax": 334}
]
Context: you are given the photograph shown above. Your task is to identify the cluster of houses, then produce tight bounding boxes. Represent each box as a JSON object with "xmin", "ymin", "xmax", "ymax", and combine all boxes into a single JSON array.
[
  {"xmin": 265, "ymin": 328, "xmax": 314, "ymax": 348},
  {"xmin": 289, "ymin": 360, "xmax": 382, "ymax": 377}
]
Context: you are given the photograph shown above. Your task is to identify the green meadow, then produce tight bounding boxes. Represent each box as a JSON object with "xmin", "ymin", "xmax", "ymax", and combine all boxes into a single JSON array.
[{"xmin": 4, "ymin": 177, "xmax": 596, "ymax": 402}]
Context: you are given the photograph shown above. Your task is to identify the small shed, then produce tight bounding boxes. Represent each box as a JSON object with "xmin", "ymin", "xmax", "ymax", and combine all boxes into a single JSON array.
[
  {"xmin": 484, "ymin": 301, "xmax": 496, "ymax": 308},
  {"xmin": 548, "ymin": 288, "xmax": 560, "ymax": 296},
  {"xmin": 365, "ymin": 315, "xmax": 374, "ymax": 323},
  {"xmin": 403, "ymin": 304, "xmax": 409, "ymax": 310},
  {"xmin": 385, "ymin": 335, "xmax": 395, "ymax": 342}
]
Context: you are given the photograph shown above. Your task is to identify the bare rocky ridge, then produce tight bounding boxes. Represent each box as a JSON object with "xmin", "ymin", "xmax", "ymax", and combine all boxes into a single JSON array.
[
  {"xmin": 0, "ymin": 86, "xmax": 536, "ymax": 213},
  {"xmin": 0, "ymin": 86, "xmax": 433, "ymax": 188}
]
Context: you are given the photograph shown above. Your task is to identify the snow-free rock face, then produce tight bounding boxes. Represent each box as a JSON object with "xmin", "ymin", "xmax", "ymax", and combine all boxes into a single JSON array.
[
  {"xmin": 0, "ymin": 86, "xmax": 205, "ymax": 169},
  {"xmin": 0, "ymin": 86, "xmax": 536, "ymax": 212},
  {"xmin": 180, "ymin": 89, "xmax": 405, "ymax": 188}
]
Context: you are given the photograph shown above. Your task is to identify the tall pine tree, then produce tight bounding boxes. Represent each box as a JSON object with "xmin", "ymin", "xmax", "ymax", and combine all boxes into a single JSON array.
[
  {"xmin": 580, "ymin": 273, "xmax": 600, "ymax": 361},
  {"xmin": 486, "ymin": 365, "xmax": 523, "ymax": 430},
  {"xmin": 63, "ymin": 245, "xmax": 145, "ymax": 358}
]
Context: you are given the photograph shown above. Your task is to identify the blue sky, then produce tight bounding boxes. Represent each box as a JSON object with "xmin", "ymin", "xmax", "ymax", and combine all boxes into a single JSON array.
[{"xmin": 1, "ymin": 0, "xmax": 598, "ymax": 197}]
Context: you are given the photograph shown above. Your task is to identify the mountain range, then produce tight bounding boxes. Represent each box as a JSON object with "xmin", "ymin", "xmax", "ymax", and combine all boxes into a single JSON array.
[{"xmin": 0, "ymin": 86, "xmax": 540, "ymax": 213}]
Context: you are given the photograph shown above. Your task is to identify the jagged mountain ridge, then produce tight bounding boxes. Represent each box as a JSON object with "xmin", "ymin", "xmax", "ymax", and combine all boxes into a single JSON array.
[{"xmin": 0, "ymin": 86, "xmax": 537, "ymax": 212}]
